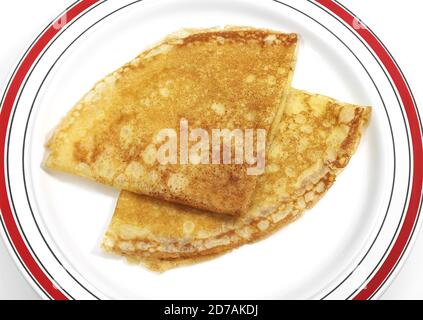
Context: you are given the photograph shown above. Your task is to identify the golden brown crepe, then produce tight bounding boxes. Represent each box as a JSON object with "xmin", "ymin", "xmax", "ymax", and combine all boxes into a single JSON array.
[
  {"xmin": 125, "ymin": 253, "xmax": 226, "ymax": 273},
  {"xmin": 44, "ymin": 27, "xmax": 298, "ymax": 216},
  {"xmin": 102, "ymin": 89, "xmax": 371, "ymax": 268}
]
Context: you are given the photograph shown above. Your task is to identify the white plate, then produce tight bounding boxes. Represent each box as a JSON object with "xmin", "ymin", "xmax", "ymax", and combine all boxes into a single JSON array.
[{"xmin": 0, "ymin": 0, "xmax": 422, "ymax": 300}]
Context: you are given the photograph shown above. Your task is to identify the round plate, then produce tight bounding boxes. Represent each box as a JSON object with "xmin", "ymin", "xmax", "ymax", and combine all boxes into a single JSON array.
[{"xmin": 1, "ymin": 0, "xmax": 422, "ymax": 300}]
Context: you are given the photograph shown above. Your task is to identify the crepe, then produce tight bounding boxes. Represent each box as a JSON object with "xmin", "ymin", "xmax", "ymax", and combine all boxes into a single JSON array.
[
  {"xmin": 102, "ymin": 89, "xmax": 371, "ymax": 266},
  {"xmin": 44, "ymin": 27, "xmax": 298, "ymax": 216},
  {"xmin": 125, "ymin": 253, "xmax": 226, "ymax": 273}
]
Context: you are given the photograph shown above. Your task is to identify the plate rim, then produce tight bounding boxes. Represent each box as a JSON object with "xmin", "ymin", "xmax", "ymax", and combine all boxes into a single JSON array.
[{"xmin": 0, "ymin": 0, "xmax": 421, "ymax": 300}]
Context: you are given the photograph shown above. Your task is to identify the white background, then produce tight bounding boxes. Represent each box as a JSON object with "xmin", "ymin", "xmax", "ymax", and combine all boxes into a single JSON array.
[{"xmin": 0, "ymin": 0, "xmax": 422, "ymax": 300}]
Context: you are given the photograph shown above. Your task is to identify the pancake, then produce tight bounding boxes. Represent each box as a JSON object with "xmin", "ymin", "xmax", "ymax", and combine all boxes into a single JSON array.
[
  {"xmin": 44, "ymin": 27, "xmax": 298, "ymax": 216},
  {"xmin": 102, "ymin": 89, "xmax": 371, "ymax": 264},
  {"xmin": 125, "ymin": 252, "xmax": 226, "ymax": 273}
]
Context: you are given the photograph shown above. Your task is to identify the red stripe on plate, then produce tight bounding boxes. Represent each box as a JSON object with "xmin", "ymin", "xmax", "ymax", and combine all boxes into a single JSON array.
[
  {"xmin": 316, "ymin": 0, "xmax": 423, "ymax": 300},
  {"xmin": 0, "ymin": 0, "xmax": 101, "ymax": 301}
]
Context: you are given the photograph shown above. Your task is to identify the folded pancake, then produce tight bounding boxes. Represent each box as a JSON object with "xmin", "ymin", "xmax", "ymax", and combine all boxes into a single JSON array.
[
  {"xmin": 44, "ymin": 27, "xmax": 298, "ymax": 216},
  {"xmin": 102, "ymin": 89, "xmax": 371, "ymax": 265},
  {"xmin": 125, "ymin": 253, "xmax": 226, "ymax": 273}
]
